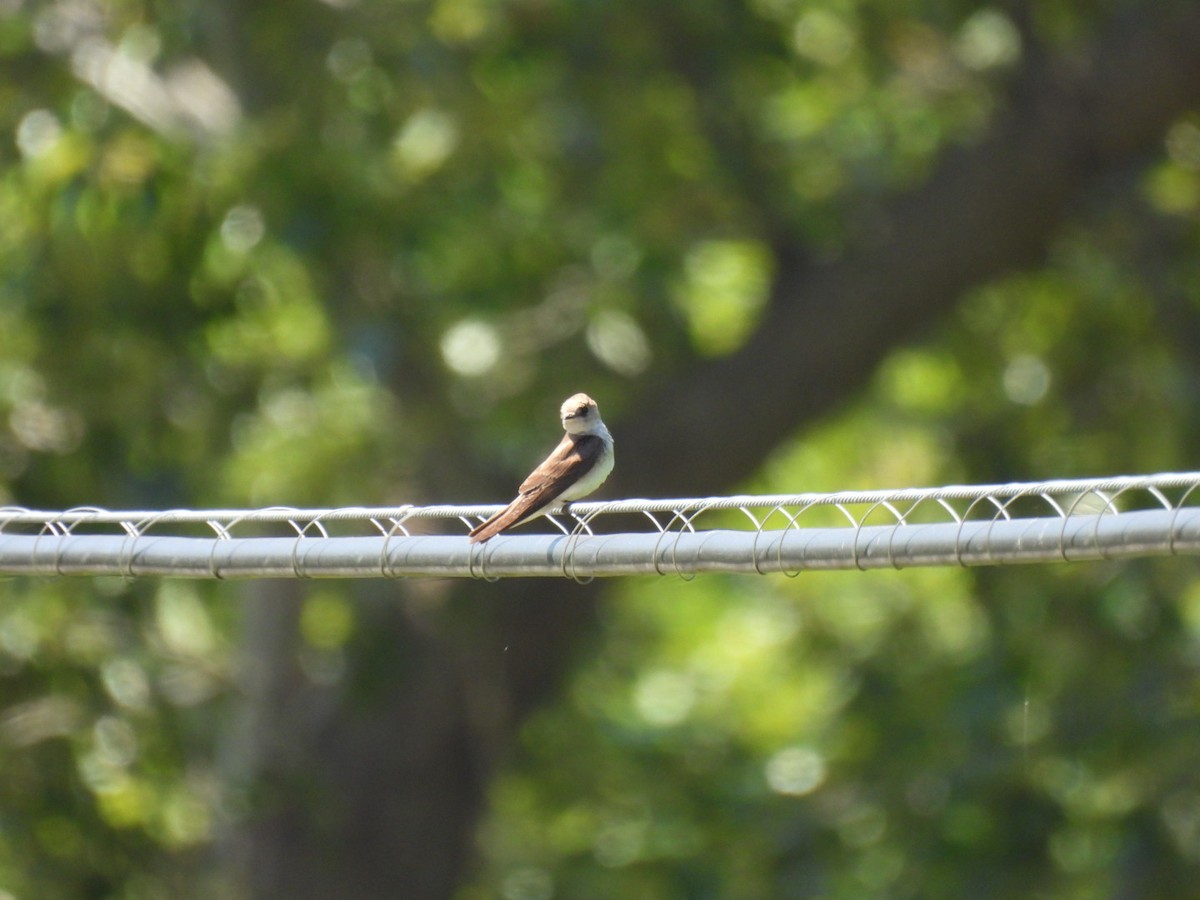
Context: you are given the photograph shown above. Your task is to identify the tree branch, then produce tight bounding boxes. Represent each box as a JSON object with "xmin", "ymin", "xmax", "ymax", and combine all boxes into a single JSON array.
[{"xmin": 614, "ymin": 3, "xmax": 1200, "ymax": 497}]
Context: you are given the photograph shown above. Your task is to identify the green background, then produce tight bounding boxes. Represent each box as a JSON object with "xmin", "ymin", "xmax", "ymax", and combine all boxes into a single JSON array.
[{"xmin": 2, "ymin": 0, "xmax": 1200, "ymax": 897}]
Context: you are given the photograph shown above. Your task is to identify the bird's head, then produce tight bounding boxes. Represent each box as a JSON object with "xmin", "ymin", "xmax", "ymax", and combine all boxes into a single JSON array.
[{"xmin": 560, "ymin": 393, "xmax": 602, "ymax": 435}]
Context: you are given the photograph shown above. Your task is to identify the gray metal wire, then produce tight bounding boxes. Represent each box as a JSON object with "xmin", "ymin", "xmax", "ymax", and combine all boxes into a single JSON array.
[{"xmin": 3, "ymin": 472, "xmax": 1200, "ymax": 579}]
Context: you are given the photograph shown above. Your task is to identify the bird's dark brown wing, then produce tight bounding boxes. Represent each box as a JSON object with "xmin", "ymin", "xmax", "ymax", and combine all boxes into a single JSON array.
[{"xmin": 468, "ymin": 434, "xmax": 606, "ymax": 543}]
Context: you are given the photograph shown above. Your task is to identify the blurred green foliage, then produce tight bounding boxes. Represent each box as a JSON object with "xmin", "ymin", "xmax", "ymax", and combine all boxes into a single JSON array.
[
  {"xmin": 473, "ymin": 274, "xmax": 1200, "ymax": 895},
  {"xmin": 0, "ymin": 0, "xmax": 1199, "ymax": 897}
]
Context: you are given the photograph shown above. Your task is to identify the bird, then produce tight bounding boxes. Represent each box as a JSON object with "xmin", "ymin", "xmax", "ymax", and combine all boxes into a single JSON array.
[{"xmin": 469, "ymin": 392, "xmax": 615, "ymax": 543}]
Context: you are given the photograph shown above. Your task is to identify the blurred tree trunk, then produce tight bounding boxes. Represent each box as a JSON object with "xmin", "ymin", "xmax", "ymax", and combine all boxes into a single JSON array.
[
  {"xmin": 222, "ymin": 578, "xmax": 598, "ymax": 899},
  {"xmin": 219, "ymin": 6, "xmax": 1200, "ymax": 898}
]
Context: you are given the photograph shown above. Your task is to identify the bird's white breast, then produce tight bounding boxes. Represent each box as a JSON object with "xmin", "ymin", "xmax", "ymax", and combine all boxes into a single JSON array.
[{"xmin": 557, "ymin": 431, "xmax": 614, "ymax": 501}]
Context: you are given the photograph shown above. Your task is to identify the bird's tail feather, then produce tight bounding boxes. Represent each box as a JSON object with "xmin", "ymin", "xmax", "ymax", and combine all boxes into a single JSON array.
[
  {"xmin": 468, "ymin": 497, "xmax": 553, "ymax": 543},
  {"xmin": 468, "ymin": 507, "xmax": 526, "ymax": 543}
]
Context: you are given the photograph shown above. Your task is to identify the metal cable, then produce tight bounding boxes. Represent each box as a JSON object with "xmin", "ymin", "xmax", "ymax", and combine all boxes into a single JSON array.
[{"xmin": 2, "ymin": 472, "xmax": 1199, "ymax": 579}]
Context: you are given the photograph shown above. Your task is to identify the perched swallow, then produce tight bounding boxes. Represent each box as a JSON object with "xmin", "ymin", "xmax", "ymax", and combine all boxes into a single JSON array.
[{"xmin": 469, "ymin": 393, "xmax": 614, "ymax": 543}]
